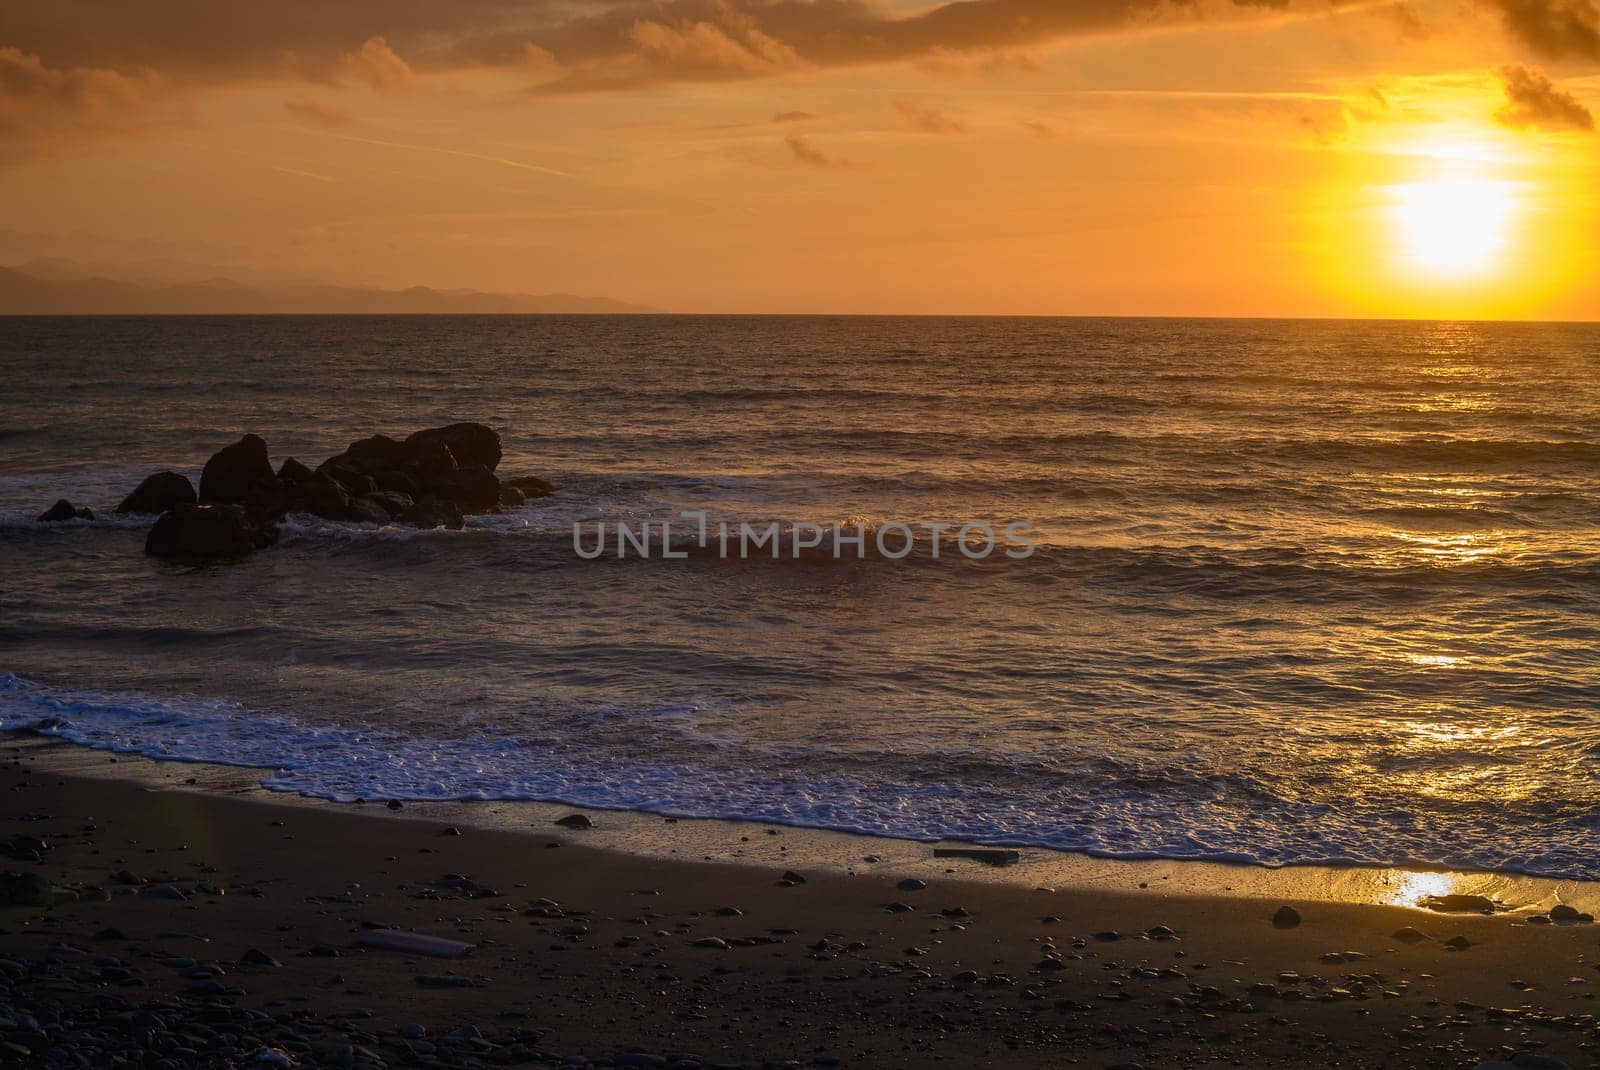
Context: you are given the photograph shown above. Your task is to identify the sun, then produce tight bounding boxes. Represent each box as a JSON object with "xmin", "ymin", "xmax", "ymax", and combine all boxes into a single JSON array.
[{"xmin": 1387, "ymin": 177, "xmax": 1518, "ymax": 278}]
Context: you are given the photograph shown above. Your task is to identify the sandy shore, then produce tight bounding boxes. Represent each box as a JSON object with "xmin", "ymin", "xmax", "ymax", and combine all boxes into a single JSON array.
[{"xmin": 2, "ymin": 740, "xmax": 1598, "ymax": 1069}]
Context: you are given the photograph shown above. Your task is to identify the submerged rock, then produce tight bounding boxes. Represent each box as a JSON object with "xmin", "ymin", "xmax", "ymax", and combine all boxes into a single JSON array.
[
  {"xmin": 116, "ymin": 471, "xmax": 196, "ymax": 514},
  {"xmin": 1419, "ymin": 893, "xmax": 1499, "ymax": 914},
  {"xmin": 37, "ymin": 499, "xmax": 92, "ymax": 522},
  {"xmin": 505, "ymin": 475, "xmax": 556, "ymax": 498},
  {"xmin": 401, "ymin": 498, "xmax": 464, "ymax": 531},
  {"xmin": 145, "ymin": 503, "xmax": 277, "ymax": 561}
]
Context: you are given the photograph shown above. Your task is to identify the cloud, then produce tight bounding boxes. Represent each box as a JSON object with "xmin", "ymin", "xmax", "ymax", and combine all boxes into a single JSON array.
[
  {"xmin": 339, "ymin": 36, "xmax": 415, "ymax": 93},
  {"xmin": 1494, "ymin": 63, "xmax": 1594, "ymax": 130},
  {"xmin": 0, "ymin": 0, "xmax": 1373, "ymax": 154},
  {"xmin": 1481, "ymin": 0, "xmax": 1600, "ymax": 59},
  {"xmin": 773, "ymin": 110, "xmax": 818, "ymax": 122},
  {"xmin": 0, "ymin": 47, "xmax": 163, "ymax": 157},
  {"xmin": 784, "ymin": 134, "xmax": 841, "ymax": 166},
  {"xmin": 284, "ymin": 96, "xmax": 358, "ymax": 129},
  {"xmin": 1021, "ymin": 119, "xmax": 1058, "ymax": 138},
  {"xmin": 627, "ymin": 3, "xmax": 804, "ymax": 77},
  {"xmin": 893, "ymin": 98, "xmax": 966, "ymax": 134},
  {"xmin": 5, "ymin": 0, "xmax": 1344, "ymax": 95}
]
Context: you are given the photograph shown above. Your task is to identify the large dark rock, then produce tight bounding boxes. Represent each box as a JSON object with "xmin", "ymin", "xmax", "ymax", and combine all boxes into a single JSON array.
[
  {"xmin": 405, "ymin": 423, "xmax": 502, "ymax": 473},
  {"xmin": 347, "ymin": 496, "xmax": 391, "ymax": 525},
  {"xmin": 425, "ymin": 465, "xmax": 502, "ymax": 514},
  {"xmin": 315, "ymin": 458, "xmax": 378, "ymax": 498},
  {"xmin": 277, "ymin": 458, "xmax": 314, "ymax": 485},
  {"xmin": 341, "ymin": 434, "xmax": 410, "ymax": 473},
  {"xmin": 499, "ymin": 483, "xmax": 527, "ymax": 509},
  {"xmin": 300, "ymin": 474, "xmax": 359, "ymax": 522},
  {"xmin": 116, "ymin": 472, "xmax": 196, "ymax": 514},
  {"xmin": 145, "ymin": 504, "xmax": 276, "ymax": 561},
  {"xmin": 372, "ymin": 468, "xmax": 420, "ymax": 497},
  {"xmin": 368, "ymin": 491, "xmax": 415, "ymax": 516},
  {"xmin": 403, "ymin": 436, "xmax": 457, "ymax": 477},
  {"xmin": 199, "ymin": 435, "xmax": 274, "ymax": 505},
  {"xmin": 37, "ymin": 499, "xmax": 93, "ymax": 522}
]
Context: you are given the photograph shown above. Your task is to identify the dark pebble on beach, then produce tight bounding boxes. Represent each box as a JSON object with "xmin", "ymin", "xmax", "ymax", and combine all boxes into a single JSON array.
[
  {"xmin": 1272, "ymin": 905, "xmax": 1301, "ymax": 929},
  {"xmin": 556, "ymin": 814, "xmax": 594, "ymax": 829}
]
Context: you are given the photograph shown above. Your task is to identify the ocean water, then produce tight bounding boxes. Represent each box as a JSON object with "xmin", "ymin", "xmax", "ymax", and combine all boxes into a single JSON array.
[{"xmin": 2, "ymin": 314, "xmax": 1598, "ymax": 879}]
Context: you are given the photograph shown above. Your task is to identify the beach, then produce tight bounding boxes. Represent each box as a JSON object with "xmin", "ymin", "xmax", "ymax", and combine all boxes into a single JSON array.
[{"xmin": 4, "ymin": 739, "xmax": 1597, "ymax": 1069}]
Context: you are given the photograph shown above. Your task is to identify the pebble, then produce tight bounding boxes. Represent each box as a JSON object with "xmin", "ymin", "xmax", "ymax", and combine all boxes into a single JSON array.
[{"xmin": 1271, "ymin": 905, "xmax": 1301, "ymax": 929}]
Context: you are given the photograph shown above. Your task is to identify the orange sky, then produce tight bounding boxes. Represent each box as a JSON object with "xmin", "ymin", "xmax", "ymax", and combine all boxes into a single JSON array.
[{"xmin": 2, "ymin": 0, "xmax": 1597, "ymax": 317}]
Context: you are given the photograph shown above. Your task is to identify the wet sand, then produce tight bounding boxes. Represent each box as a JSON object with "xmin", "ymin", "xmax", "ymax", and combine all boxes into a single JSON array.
[{"xmin": 2, "ymin": 740, "xmax": 1598, "ymax": 1068}]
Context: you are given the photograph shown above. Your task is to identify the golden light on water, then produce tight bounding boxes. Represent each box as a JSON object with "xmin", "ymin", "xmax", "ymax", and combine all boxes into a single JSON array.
[
  {"xmin": 1388, "ymin": 531, "xmax": 1505, "ymax": 565},
  {"xmin": 1385, "ymin": 870, "xmax": 1458, "ymax": 908}
]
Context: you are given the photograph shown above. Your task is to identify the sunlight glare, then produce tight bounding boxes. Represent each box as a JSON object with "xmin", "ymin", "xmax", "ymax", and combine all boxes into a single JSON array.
[{"xmin": 1388, "ymin": 178, "xmax": 1517, "ymax": 277}]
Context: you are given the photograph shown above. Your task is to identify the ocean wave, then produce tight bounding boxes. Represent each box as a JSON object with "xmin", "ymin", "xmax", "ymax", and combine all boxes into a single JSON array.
[{"xmin": 3, "ymin": 671, "xmax": 1597, "ymax": 881}]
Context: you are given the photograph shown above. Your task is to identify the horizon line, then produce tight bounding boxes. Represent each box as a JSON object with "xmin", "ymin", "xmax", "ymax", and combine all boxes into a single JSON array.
[{"xmin": 3, "ymin": 311, "xmax": 1598, "ymax": 326}]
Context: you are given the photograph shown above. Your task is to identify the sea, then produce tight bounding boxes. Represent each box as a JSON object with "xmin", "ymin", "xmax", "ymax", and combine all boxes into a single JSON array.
[{"xmin": 2, "ymin": 314, "xmax": 1597, "ymax": 879}]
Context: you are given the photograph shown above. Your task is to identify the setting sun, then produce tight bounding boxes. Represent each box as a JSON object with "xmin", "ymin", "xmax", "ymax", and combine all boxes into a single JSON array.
[{"xmin": 1388, "ymin": 177, "xmax": 1519, "ymax": 277}]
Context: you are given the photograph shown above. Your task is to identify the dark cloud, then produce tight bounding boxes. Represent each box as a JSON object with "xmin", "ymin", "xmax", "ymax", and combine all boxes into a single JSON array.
[
  {"xmin": 0, "ymin": 0, "xmax": 1403, "ymax": 156},
  {"xmin": 773, "ymin": 110, "xmax": 817, "ymax": 122},
  {"xmin": 5, "ymin": 0, "xmax": 1332, "ymax": 96},
  {"xmin": 893, "ymin": 98, "xmax": 966, "ymax": 134},
  {"xmin": 1494, "ymin": 63, "xmax": 1594, "ymax": 130},
  {"xmin": 284, "ymin": 96, "xmax": 359, "ymax": 129},
  {"xmin": 784, "ymin": 133, "xmax": 840, "ymax": 166},
  {"xmin": 1482, "ymin": 0, "xmax": 1600, "ymax": 59}
]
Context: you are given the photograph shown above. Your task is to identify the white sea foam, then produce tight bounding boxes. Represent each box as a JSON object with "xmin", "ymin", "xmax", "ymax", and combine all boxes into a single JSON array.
[{"xmin": 3, "ymin": 672, "xmax": 1597, "ymax": 881}]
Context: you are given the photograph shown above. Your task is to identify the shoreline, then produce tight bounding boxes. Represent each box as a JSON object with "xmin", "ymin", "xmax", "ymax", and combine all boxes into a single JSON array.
[
  {"xmin": 5, "ymin": 738, "xmax": 1600, "ymax": 1067},
  {"xmin": 12, "ymin": 733, "xmax": 1600, "ymax": 916}
]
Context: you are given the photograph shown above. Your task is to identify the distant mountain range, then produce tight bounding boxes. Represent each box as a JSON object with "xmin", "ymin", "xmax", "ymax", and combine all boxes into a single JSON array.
[{"xmin": 0, "ymin": 262, "xmax": 655, "ymax": 315}]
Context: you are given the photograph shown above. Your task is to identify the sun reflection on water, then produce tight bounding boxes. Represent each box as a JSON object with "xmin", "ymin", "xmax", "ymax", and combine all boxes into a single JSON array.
[
  {"xmin": 1387, "ymin": 531, "xmax": 1505, "ymax": 565},
  {"xmin": 1384, "ymin": 870, "xmax": 1459, "ymax": 908}
]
